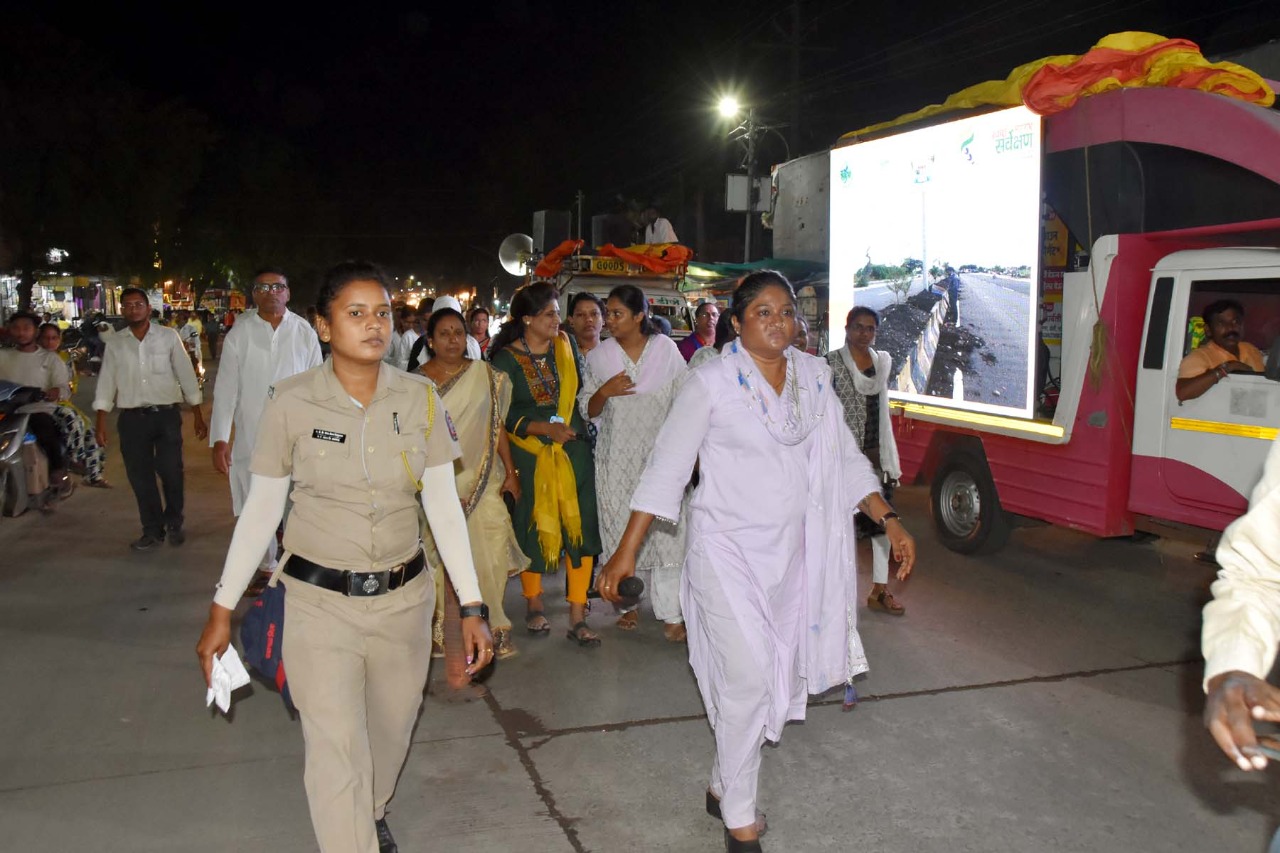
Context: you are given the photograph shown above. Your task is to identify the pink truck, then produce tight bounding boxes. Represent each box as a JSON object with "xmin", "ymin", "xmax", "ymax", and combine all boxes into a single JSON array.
[{"xmin": 837, "ymin": 86, "xmax": 1280, "ymax": 553}]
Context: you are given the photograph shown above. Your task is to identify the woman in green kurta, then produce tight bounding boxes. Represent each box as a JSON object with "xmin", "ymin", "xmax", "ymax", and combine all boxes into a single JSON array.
[{"xmin": 489, "ymin": 281, "xmax": 603, "ymax": 647}]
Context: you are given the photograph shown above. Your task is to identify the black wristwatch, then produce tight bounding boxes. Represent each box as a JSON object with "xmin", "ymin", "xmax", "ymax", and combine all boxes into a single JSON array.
[
  {"xmin": 459, "ymin": 603, "xmax": 490, "ymax": 620},
  {"xmin": 879, "ymin": 511, "xmax": 901, "ymax": 527}
]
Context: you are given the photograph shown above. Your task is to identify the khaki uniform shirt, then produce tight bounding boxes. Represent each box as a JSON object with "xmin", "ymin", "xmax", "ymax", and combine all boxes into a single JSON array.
[{"xmin": 252, "ymin": 360, "xmax": 461, "ymax": 571}]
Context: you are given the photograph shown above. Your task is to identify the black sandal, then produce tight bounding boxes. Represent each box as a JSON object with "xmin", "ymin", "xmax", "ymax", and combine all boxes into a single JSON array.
[
  {"xmin": 565, "ymin": 621, "xmax": 601, "ymax": 647},
  {"xmin": 526, "ymin": 610, "xmax": 551, "ymax": 634}
]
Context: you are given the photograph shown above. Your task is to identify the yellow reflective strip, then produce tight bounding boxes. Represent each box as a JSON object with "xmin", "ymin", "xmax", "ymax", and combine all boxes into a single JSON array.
[
  {"xmin": 1169, "ymin": 417, "xmax": 1278, "ymax": 441},
  {"xmin": 892, "ymin": 401, "xmax": 1066, "ymax": 438}
]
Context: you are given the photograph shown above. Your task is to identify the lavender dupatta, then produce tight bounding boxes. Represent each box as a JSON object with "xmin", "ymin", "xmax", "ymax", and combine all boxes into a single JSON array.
[{"xmin": 726, "ymin": 342, "xmax": 875, "ymax": 693}]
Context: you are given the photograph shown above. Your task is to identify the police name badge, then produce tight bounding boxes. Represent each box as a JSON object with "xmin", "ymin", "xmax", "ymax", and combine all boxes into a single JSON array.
[{"xmin": 312, "ymin": 429, "xmax": 347, "ymax": 443}]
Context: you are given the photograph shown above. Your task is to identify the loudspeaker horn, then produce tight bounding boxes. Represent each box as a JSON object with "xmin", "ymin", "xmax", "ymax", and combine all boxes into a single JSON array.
[{"xmin": 498, "ymin": 233, "xmax": 535, "ymax": 276}]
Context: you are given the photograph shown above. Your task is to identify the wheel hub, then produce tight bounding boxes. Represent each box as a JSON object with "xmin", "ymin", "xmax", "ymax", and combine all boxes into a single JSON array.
[{"xmin": 940, "ymin": 471, "xmax": 981, "ymax": 536}]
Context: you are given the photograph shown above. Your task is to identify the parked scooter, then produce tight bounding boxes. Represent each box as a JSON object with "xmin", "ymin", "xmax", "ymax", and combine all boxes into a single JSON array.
[{"xmin": 0, "ymin": 380, "xmax": 59, "ymax": 516}]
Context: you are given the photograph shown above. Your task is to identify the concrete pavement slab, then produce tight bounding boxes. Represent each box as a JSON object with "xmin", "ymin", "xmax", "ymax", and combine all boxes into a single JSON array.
[
  {"xmin": 0, "ymin": 732, "xmax": 568, "ymax": 853},
  {"xmin": 530, "ymin": 666, "xmax": 1279, "ymax": 852}
]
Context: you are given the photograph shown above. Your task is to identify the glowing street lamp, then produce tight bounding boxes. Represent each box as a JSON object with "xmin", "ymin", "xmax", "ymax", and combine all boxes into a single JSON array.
[{"xmin": 718, "ymin": 94, "xmax": 790, "ymax": 262}]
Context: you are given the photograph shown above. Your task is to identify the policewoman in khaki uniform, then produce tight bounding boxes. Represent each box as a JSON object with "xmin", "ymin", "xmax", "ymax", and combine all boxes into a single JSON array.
[{"xmin": 198, "ymin": 261, "xmax": 492, "ymax": 853}]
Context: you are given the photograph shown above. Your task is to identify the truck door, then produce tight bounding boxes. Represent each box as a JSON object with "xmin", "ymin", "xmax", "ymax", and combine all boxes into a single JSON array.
[{"xmin": 1137, "ymin": 268, "xmax": 1280, "ymax": 518}]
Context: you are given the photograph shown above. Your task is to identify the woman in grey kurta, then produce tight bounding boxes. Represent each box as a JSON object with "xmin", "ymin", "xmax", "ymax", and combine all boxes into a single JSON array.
[
  {"xmin": 581, "ymin": 284, "xmax": 688, "ymax": 640},
  {"xmin": 827, "ymin": 306, "xmax": 907, "ymax": 615},
  {"xmin": 597, "ymin": 271, "xmax": 916, "ymax": 853}
]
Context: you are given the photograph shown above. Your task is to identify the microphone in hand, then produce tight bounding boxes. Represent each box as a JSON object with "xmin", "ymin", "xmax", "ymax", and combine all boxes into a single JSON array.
[{"xmin": 587, "ymin": 575, "xmax": 644, "ymax": 603}]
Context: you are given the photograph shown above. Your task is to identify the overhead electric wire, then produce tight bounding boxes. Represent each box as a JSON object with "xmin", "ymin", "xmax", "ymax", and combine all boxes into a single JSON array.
[
  {"xmin": 784, "ymin": 0, "xmax": 1066, "ymax": 100},
  {"xmin": 802, "ymin": 0, "xmax": 1164, "ymax": 104}
]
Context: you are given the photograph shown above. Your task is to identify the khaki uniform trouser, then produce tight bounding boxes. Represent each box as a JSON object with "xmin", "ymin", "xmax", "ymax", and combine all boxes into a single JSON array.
[{"xmin": 281, "ymin": 567, "xmax": 434, "ymax": 853}]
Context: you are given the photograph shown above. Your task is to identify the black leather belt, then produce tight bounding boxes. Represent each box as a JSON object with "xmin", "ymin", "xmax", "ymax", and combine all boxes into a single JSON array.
[
  {"xmin": 120, "ymin": 404, "xmax": 179, "ymax": 412},
  {"xmin": 284, "ymin": 550, "xmax": 425, "ymax": 597}
]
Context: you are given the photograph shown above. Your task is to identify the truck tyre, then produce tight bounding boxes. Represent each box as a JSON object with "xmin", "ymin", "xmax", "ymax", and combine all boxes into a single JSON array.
[{"xmin": 930, "ymin": 452, "xmax": 1011, "ymax": 555}]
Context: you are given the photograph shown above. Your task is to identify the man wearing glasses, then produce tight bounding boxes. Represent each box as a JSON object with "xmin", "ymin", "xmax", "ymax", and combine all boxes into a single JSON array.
[{"xmin": 210, "ymin": 268, "xmax": 322, "ymax": 581}]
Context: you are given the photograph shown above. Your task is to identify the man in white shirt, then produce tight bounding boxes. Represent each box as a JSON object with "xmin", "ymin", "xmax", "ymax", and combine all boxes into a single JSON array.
[
  {"xmin": 0, "ymin": 311, "xmax": 72, "ymax": 496},
  {"xmin": 392, "ymin": 306, "xmax": 420, "ymax": 371},
  {"xmin": 94, "ymin": 287, "xmax": 207, "ymax": 551},
  {"xmin": 641, "ymin": 204, "xmax": 678, "ymax": 244},
  {"xmin": 383, "ymin": 310, "xmax": 406, "ymax": 369},
  {"xmin": 177, "ymin": 309, "xmax": 205, "ymax": 382},
  {"xmin": 1203, "ymin": 434, "xmax": 1280, "ymax": 803},
  {"xmin": 210, "ymin": 267, "xmax": 322, "ymax": 575}
]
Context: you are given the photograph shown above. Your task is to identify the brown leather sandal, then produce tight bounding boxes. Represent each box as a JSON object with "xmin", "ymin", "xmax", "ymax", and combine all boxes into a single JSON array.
[
  {"xmin": 616, "ymin": 610, "xmax": 639, "ymax": 631},
  {"xmin": 867, "ymin": 590, "xmax": 906, "ymax": 616}
]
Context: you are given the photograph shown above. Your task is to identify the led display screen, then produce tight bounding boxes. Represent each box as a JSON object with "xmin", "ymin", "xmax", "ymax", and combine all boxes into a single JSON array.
[{"xmin": 829, "ymin": 106, "xmax": 1042, "ymax": 417}]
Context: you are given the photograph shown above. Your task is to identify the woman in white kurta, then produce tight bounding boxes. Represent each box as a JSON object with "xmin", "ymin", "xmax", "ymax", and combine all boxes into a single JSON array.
[
  {"xmin": 597, "ymin": 272, "xmax": 916, "ymax": 853},
  {"xmin": 581, "ymin": 284, "xmax": 688, "ymax": 640}
]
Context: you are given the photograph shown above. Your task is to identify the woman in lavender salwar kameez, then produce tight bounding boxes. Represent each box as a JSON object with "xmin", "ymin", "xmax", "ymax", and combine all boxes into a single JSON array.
[{"xmin": 598, "ymin": 272, "xmax": 916, "ymax": 853}]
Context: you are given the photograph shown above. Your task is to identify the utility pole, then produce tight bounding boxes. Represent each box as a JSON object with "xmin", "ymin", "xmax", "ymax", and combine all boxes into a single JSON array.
[
  {"xmin": 744, "ymin": 108, "xmax": 757, "ymax": 263},
  {"xmin": 790, "ymin": 0, "xmax": 801, "ymax": 154}
]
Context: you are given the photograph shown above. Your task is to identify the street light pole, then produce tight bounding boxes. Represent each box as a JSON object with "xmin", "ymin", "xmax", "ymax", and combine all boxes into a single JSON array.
[{"xmin": 744, "ymin": 107, "xmax": 756, "ymax": 263}]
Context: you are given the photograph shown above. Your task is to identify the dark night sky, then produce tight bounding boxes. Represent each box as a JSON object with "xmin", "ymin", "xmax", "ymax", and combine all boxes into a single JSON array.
[{"xmin": 16, "ymin": 1, "xmax": 1280, "ymax": 280}]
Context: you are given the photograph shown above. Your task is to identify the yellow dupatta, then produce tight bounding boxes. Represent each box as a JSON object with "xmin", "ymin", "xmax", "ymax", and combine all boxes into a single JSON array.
[{"xmin": 508, "ymin": 331, "xmax": 583, "ymax": 565}]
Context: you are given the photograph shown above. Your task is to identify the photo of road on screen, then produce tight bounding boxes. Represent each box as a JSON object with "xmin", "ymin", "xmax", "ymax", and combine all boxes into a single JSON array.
[{"xmin": 830, "ymin": 105, "xmax": 1043, "ymax": 418}]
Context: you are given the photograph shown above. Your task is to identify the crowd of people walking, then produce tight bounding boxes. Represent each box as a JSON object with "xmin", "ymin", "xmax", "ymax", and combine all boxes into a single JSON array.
[{"xmin": 183, "ymin": 262, "xmax": 917, "ymax": 853}]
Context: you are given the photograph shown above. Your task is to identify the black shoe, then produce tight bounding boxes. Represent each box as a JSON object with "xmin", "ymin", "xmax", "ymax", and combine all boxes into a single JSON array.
[
  {"xmin": 168, "ymin": 528, "xmax": 186, "ymax": 547},
  {"xmin": 375, "ymin": 818, "xmax": 398, "ymax": 853},
  {"xmin": 130, "ymin": 534, "xmax": 163, "ymax": 552},
  {"xmin": 724, "ymin": 829, "xmax": 763, "ymax": 852}
]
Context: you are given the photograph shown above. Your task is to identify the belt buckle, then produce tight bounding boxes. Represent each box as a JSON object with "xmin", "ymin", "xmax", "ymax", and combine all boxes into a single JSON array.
[{"xmin": 350, "ymin": 571, "xmax": 389, "ymax": 596}]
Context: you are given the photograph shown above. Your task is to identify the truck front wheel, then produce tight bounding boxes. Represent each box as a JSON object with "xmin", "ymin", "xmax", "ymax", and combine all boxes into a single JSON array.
[{"xmin": 930, "ymin": 452, "xmax": 1011, "ymax": 555}]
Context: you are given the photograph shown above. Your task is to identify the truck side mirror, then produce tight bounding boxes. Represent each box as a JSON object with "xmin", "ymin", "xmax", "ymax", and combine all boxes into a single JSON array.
[{"xmin": 1265, "ymin": 336, "xmax": 1280, "ymax": 381}]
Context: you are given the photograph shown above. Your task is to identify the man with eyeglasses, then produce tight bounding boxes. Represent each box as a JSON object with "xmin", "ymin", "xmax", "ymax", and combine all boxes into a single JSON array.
[
  {"xmin": 94, "ymin": 287, "xmax": 208, "ymax": 551},
  {"xmin": 210, "ymin": 267, "xmax": 322, "ymax": 581}
]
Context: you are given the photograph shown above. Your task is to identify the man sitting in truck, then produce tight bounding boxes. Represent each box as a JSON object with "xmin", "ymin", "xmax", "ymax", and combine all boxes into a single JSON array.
[{"xmin": 1176, "ymin": 299, "xmax": 1265, "ymax": 402}]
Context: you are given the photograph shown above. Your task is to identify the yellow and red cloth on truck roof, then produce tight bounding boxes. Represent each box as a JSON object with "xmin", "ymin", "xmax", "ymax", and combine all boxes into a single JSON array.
[{"xmin": 844, "ymin": 32, "xmax": 1275, "ymax": 140}]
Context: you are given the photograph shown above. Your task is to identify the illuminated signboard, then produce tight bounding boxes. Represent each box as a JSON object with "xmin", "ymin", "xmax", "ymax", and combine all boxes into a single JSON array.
[{"xmin": 830, "ymin": 105, "xmax": 1042, "ymax": 417}]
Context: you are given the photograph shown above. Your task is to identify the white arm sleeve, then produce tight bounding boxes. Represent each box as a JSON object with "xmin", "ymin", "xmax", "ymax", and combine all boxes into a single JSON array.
[
  {"xmin": 212, "ymin": 475, "xmax": 290, "ymax": 610},
  {"xmin": 420, "ymin": 462, "xmax": 484, "ymax": 605}
]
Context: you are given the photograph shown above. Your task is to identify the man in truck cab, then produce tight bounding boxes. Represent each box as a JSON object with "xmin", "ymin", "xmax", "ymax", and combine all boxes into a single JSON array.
[{"xmin": 1175, "ymin": 300, "xmax": 1265, "ymax": 402}]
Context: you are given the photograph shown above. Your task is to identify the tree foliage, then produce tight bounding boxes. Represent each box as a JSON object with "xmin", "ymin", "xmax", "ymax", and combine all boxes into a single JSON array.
[{"xmin": 0, "ymin": 24, "xmax": 212, "ymax": 309}]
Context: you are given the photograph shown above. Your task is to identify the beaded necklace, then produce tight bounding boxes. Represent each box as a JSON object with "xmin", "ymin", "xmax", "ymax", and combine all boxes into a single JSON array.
[{"xmin": 520, "ymin": 334, "xmax": 561, "ymax": 418}]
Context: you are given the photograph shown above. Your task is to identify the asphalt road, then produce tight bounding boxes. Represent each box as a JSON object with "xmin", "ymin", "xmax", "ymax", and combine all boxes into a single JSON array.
[
  {"xmin": 953, "ymin": 273, "xmax": 1033, "ymax": 409},
  {"xmin": 0, "ymin": 361, "xmax": 1274, "ymax": 852}
]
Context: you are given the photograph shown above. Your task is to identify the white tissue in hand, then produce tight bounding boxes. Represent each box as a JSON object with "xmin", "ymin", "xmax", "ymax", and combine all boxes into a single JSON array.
[{"xmin": 206, "ymin": 646, "xmax": 251, "ymax": 713}]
